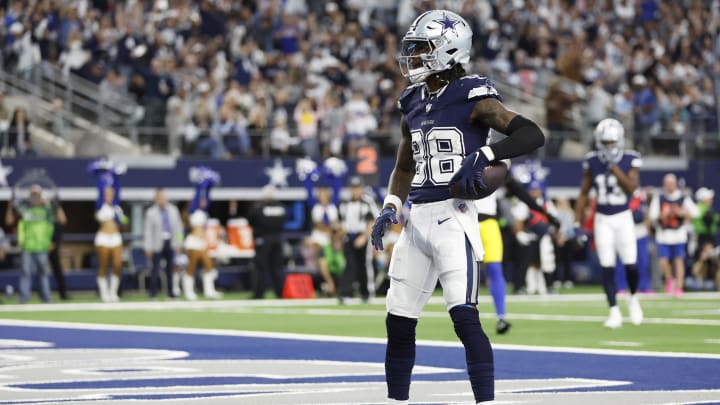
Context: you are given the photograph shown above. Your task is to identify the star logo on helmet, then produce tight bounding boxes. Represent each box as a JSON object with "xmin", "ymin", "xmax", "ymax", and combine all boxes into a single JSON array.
[{"xmin": 433, "ymin": 14, "xmax": 460, "ymax": 35}]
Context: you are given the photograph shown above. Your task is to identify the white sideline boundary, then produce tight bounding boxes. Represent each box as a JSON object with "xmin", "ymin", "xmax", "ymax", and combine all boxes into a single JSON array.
[{"xmin": 1, "ymin": 319, "xmax": 720, "ymax": 360}]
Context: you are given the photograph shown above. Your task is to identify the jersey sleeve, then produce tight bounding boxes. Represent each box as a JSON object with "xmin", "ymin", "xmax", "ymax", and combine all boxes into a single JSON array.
[
  {"xmin": 582, "ymin": 152, "xmax": 595, "ymax": 171},
  {"xmin": 397, "ymin": 83, "xmax": 422, "ymax": 114},
  {"xmin": 463, "ymin": 76, "xmax": 502, "ymax": 102},
  {"xmin": 628, "ymin": 151, "xmax": 643, "ymax": 168}
]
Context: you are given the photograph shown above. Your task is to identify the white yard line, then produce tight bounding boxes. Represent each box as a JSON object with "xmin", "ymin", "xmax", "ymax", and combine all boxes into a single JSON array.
[
  {"xmin": 205, "ymin": 306, "xmax": 720, "ymax": 326},
  {"xmin": 2, "ymin": 299, "xmax": 720, "ymax": 326},
  {"xmin": 704, "ymin": 339, "xmax": 720, "ymax": 344},
  {"xmin": 0, "ymin": 292, "xmax": 718, "ymax": 312},
  {"xmin": 600, "ymin": 341, "xmax": 644, "ymax": 347}
]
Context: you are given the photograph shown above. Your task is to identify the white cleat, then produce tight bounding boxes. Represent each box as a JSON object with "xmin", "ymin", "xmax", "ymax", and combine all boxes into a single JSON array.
[
  {"xmin": 628, "ymin": 295, "xmax": 644, "ymax": 325},
  {"xmin": 604, "ymin": 306, "xmax": 623, "ymax": 329}
]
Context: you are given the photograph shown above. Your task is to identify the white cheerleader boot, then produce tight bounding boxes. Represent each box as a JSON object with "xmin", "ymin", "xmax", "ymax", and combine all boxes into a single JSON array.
[
  {"xmin": 97, "ymin": 276, "xmax": 110, "ymax": 303},
  {"xmin": 172, "ymin": 271, "xmax": 181, "ymax": 297},
  {"xmin": 525, "ymin": 267, "xmax": 538, "ymax": 294},
  {"xmin": 109, "ymin": 274, "xmax": 120, "ymax": 302},
  {"xmin": 183, "ymin": 274, "xmax": 198, "ymax": 301},
  {"xmin": 203, "ymin": 271, "xmax": 223, "ymax": 299},
  {"xmin": 536, "ymin": 270, "xmax": 548, "ymax": 295}
]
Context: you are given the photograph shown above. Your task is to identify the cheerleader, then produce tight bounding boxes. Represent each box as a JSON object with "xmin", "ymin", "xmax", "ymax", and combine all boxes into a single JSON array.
[
  {"xmin": 183, "ymin": 167, "xmax": 222, "ymax": 299},
  {"xmin": 89, "ymin": 160, "xmax": 127, "ymax": 302}
]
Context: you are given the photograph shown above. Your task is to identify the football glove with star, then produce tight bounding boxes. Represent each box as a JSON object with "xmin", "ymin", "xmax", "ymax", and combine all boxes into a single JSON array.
[
  {"xmin": 371, "ymin": 206, "xmax": 398, "ymax": 251},
  {"xmin": 448, "ymin": 149, "xmax": 490, "ymax": 199}
]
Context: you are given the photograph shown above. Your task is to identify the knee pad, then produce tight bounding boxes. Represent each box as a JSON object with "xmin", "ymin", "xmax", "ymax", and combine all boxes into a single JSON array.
[
  {"xmin": 386, "ymin": 313, "xmax": 417, "ymax": 358},
  {"xmin": 449, "ymin": 305, "xmax": 484, "ymax": 341}
]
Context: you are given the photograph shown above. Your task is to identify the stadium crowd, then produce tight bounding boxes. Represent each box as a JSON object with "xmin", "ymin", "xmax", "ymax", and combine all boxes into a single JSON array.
[{"xmin": 0, "ymin": 0, "xmax": 718, "ymax": 158}]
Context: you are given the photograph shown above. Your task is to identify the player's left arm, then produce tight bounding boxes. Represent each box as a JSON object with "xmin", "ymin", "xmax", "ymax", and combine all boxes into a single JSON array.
[
  {"xmin": 504, "ymin": 177, "xmax": 557, "ymax": 225},
  {"xmin": 383, "ymin": 116, "xmax": 415, "ymax": 211},
  {"xmin": 470, "ymin": 98, "xmax": 545, "ymax": 161},
  {"xmin": 610, "ymin": 166, "xmax": 639, "ymax": 195}
]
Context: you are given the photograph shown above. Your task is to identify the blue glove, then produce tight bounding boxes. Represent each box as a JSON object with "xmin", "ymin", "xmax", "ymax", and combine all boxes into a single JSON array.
[
  {"xmin": 449, "ymin": 150, "xmax": 490, "ymax": 198},
  {"xmin": 599, "ymin": 149, "xmax": 621, "ymax": 170},
  {"xmin": 371, "ymin": 207, "xmax": 398, "ymax": 251},
  {"xmin": 573, "ymin": 225, "xmax": 588, "ymax": 246}
]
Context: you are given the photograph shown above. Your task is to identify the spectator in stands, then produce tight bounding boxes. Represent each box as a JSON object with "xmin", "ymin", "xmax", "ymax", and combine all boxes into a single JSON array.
[
  {"xmin": 613, "ymin": 83, "xmax": 635, "ymax": 136},
  {"xmin": 247, "ymin": 185, "xmax": 287, "ymax": 299},
  {"xmin": 585, "ymin": 79, "xmax": 613, "ymax": 128},
  {"xmin": 343, "ymin": 90, "xmax": 377, "ymax": 157},
  {"xmin": 294, "ymin": 97, "xmax": 320, "ymax": 159},
  {"xmin": 144, "ymin": 188, "xmax": 184, "ymax": 300},
  {"xmin": 632, "ymin": 74, "xmax": 659, "ymax": 151},
  {"xmin": 544, "ymin": 79, "xmax": 579, "ymax": 153},
  {"xmin": 7, "ymin": 108, "xmax": 36, "ymax": 157},
  {"xmin": 0, "ymin": 92, "xmax": 10, "ymax": 135},
  {"xmin": 318, "ymin": 93, "xmax": 345, "ymax": 158},
  {"xmin": 649, "ymin": 174, "xmax": 699, "ymax": 297},
  {"xmin": 213, "ymin": 102, "xmax": 250, "ymax": 157},
  {"xmin": 4, "ymin": 1, "xmax": 719, "ymax": 159},
  {"xmin": 269, "ymin": 114, "xmax": 294, "ymax": 156},
  {"xmin": 5, "ymin": 185, "xmax": 66, "ymax": 304}
]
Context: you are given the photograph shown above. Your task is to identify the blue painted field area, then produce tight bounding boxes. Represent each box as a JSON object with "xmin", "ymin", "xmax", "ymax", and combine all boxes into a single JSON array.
[{"xmin": 0, "ymin": 322, "xmax": 719, "ymax": 404}]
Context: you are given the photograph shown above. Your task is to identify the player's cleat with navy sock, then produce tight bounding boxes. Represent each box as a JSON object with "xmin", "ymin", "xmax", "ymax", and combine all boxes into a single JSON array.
[
  {"xmin": 496, "ymin": 318, "xmax": 511, "ymax": 335},
  {"xmin": 604, "ymin": 306, "xmax": 623, "ymax": 329}
]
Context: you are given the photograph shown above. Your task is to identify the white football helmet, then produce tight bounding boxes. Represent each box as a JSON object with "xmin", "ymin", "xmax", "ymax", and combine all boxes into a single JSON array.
[
  {"xmin": 398, "ymin": 10, "xmax": 472, "ymax": 84},
  {"xmin": 594, "ymin": 118, "xmax": 624, "ymax": 159}
]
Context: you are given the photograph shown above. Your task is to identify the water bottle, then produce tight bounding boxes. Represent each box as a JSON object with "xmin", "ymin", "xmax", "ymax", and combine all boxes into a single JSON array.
[{"xmin": 5, "ymin": 284, "xmax": 14, "ymax": 299}]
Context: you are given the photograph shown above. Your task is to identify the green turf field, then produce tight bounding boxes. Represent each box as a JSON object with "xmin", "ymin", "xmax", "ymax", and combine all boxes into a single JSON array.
[{"xmin": 1, "ymin": 289, "xmax": 718, "ymax": 355}]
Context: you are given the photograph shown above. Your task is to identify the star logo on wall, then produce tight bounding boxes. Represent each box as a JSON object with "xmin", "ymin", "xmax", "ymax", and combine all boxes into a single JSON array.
[
  {"xmin": 264, "ymin": 159, "xmax": 292, "ymax": 188},
  {"xmin": 433, "ymin": 14, "xmax": 460, "ymax": 36},
  {"xmin": 0, "ymin": 159, "xmax": 13, "ymax": 187}
]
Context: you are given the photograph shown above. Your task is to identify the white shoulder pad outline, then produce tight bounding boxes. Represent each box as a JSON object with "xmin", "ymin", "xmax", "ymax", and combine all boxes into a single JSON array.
[
  {"xmin": 397, "ymin": 82, "xmax": 425, "ymax": 111},
  {"xmin": 467, "ymin": 85, "xmax": 499, "ymax": 100},
  {"xmin": 626, "ymin": 150, "xmax": 643, "ymax": 168}
]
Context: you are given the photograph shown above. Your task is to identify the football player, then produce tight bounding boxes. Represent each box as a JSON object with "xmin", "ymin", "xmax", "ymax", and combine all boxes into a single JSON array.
[
  {"xmin": 475, "ymin": 158, "xmax": 560, "ymax": 333},
  {"xmin": 370, "ymin": 10, "xmax": 545, "ymax": 404},
  {"xmin": 575, "ymin": 118, "xmax": 643, "ymax": 328}
]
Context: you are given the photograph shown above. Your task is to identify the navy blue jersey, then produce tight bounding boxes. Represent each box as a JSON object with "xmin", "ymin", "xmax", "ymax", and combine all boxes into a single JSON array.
[
  {"xmin": 398, "ymin": 75, "xmax": 501, "ymax": 203},
  {"xmin": 583, "ymin": 151, "xmax": 642, "ymax": 215}
]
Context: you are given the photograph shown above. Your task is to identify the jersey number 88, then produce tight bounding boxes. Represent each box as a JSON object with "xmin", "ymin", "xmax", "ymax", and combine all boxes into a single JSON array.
[{"xmin": 411, "ymin": 127, "xmax": 466, "ymax": 186}]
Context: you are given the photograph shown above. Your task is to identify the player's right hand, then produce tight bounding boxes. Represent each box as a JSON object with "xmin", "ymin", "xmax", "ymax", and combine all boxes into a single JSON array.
[
  {"xmin": 371, "ymin": 206, "xmax": 398, "ymax": 251},
  {"xmin": 448, "ymin": 150, "xmax": 490, "ymax": 198}
]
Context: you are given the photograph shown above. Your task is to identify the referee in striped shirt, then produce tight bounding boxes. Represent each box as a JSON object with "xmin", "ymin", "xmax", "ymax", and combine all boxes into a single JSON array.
[{"xmin": 338, "ymin": 176, "xmax": 379, "ymax": 303}]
